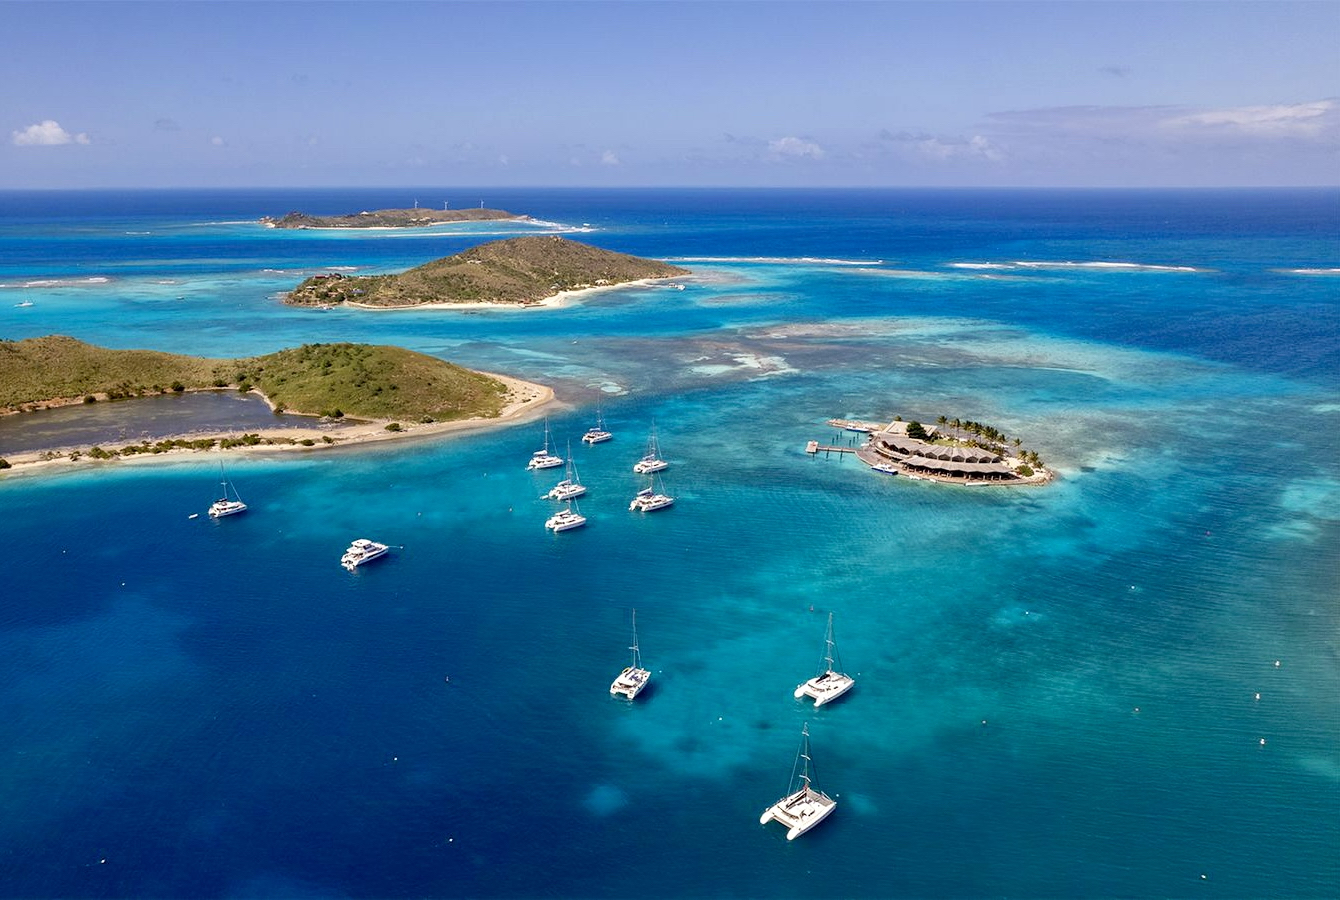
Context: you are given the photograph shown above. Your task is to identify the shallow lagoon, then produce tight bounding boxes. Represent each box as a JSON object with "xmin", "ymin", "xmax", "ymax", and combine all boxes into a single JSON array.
[{"xmin": 0, "ymin": 390, "xmax": 346, "ymax": 455}]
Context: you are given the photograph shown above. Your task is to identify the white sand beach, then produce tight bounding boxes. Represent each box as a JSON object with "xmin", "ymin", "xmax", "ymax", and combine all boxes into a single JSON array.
[{"xmin": 339, "ymin": 275, "xmax": 685, "ymax": 312}]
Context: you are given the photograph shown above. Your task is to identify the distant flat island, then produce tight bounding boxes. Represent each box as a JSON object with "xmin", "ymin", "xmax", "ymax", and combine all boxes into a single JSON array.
[
  {"xmin": 0, "ymin": 336, "xmax": 553, "ymax": 474},
  {"xmin": 260, "ymin": 207, "xmax": 528, "ymax": 229},
  {"xmin": 815, "ymin": 416, "xmax": 1053, "ymax": 486},
  {"xmin": 284, "ymin": 235, "xmax": 689, "ymax": 309}
]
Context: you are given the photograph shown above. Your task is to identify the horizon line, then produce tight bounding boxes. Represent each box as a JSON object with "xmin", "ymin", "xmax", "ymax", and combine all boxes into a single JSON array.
[{"xmin": 2, "ymin": 184, "xmax": 1338, "ymax": 193}]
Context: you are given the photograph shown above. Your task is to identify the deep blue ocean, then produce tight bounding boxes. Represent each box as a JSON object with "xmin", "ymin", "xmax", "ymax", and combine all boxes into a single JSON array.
[{"xmin": 1, "ymin": 188, "xmax": 1337, "ymax": 898}]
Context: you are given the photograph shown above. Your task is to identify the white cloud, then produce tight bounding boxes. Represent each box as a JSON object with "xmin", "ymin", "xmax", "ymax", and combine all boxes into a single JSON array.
[
  {"xmin": 600, "ymin": 150, "xmax": 620, "ymax": 166},
  {"xmin": 12, "ymin": 120, "xmax": 89, "ymax": 146},
  {"xmin": 767, "ymin": 136, "xmax": 825, "ymax": 160},
  {"xmin": 1163, "ymin": 100, "xmax": 1335, "ymax": 138},
  {"xmin": 211, "ymin": 136, "xmax": 226, "ymax": 147},
  {"xmin": 916, "ymin": 134, "xmax": 1002, "ymax": 162},
  {"xmin": 987, "ymin": 99, "xmax": 1339, "ymax": 144},
  {"xmin": 875, "ymin": 130, "xmax": 1004, "ymax": 162}
]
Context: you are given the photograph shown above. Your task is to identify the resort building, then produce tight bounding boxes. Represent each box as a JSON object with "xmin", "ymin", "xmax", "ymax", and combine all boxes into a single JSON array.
[{"xmin": 857, "ymin": 420, "xmax": 1027, "ymax": 484}]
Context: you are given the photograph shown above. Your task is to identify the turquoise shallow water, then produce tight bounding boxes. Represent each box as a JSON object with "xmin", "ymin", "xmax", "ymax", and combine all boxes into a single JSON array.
[{"xmin": 0, "ymin": 188, "xmax": 1337, "ymax": 898}]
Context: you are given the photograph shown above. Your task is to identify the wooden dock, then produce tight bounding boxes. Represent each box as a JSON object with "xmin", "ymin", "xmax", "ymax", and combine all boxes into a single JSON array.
[
  {"xmin": 826, "ymin": 418, "xmax": 885, "ymax": 433},
  {"xmin": 806, "ymin": 442, "xmax": 857, "ymax": 456}
]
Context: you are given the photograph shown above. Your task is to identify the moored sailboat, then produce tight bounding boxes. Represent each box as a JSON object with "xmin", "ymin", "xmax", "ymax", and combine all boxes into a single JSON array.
[
  {"xmin": 527, "ymin": 419, "xmax": 564, "ymax": 470},
  {"xmin": 794, "ymin": 611, "xmax": 855, "ymax": 706},
  {"xmin": 629, "ymin": 474, "xmax": 674, "ymax": 512},
  {"xmin": 545, "ymin": 499, "xmax": 587, "ymax": 533},
  {"xmin": 545, "ymin": 442, "xmax": 587, "ymax": 500},
  {"xmin": 632, "ymin": 423, "xmax": 667, "ymax": 474},
  {"xmin": 207, "ymin": 463, "xmax": 248, "ymax": 518},
  {"xmin": 759, "ymin": 722, "xmax": 837, "ymax": 840},
  {"xmin": 610, "ymin": 608, "xmax": 651, "ymax": 699},
  {"xmin": 582, "ymin": 407, "xmax": 612, "ymax": 445}
]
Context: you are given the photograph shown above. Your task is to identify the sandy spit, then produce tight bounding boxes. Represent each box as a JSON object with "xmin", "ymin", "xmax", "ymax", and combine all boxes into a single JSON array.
[{"xmin": 0, "ymin": 373, "xmax": 558, "ymax": 480}]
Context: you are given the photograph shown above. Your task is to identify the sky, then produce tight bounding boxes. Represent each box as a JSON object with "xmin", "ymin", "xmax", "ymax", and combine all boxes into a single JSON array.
[{"xmin": 3, "ymin": 1, "xmax": 1338, "ymax": 189}]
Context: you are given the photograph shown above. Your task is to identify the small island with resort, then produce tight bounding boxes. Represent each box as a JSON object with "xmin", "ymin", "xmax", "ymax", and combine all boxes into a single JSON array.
[
  {"xmin": 0, "ymin": 335, "xmax": 553, "ymax": 474},
  {"xmin": 284, "ymin": 235, "xmax": 689, "ymax": 308},
  {"xmin": 813, "ymin": 415, "xmax": 1052, "ymax": 486},
  {"xmin": 260, "ymin": 206, "xmax": 529, "ymax": 229}
]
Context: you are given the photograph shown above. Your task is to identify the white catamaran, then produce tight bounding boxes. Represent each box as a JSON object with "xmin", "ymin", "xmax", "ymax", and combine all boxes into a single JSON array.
[
  {"xmin": 794, "ymin": 611, "xmax": 855, "ymax": 706},
  {"xmin": 610, "ymin": 608, "xmax": 651, "ymax": 699},
  {"xmin": 527, "ymin": 419, "xmax": 564, "ymax": 470},
  {"xmin": 582, "ymin": 408, "xmax": 612, "ymax": 445},
  {"xmin": 632, "ymin": 423, "xmax": 667, "ymax": 474},
  {"xmin": 759, "ymin": 721, "xmax": 837, "ymax": 840},
  {"xmin": 545, "ymin": 442, "xmax": 587, "ymax": 501},
  {"xmin": 628, "ymin": 474, "xmax": 674, "ymax": 512},
  {"xmin": 207, "ymin": 464, "xmax": 248, "ymax": 518},
  {"xmin": 545, "ymin": 500, "xmax": 587, "ymax": 533}
]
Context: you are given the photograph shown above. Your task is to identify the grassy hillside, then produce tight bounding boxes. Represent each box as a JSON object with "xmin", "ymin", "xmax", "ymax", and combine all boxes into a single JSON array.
[
  {"xmin": 0, "ymin": 335, "xmax": 225, "ymax": 409},
  {"xmin": 285, "ymin": 235, "xmax": 688, "ymax": 307},
  {"xmin": 0, "ymin": 336, "xmax": 507, "ymax": 421},
  {"xmin": 244, "ymin": 343, "xmax": 506, "ymax": 420}
]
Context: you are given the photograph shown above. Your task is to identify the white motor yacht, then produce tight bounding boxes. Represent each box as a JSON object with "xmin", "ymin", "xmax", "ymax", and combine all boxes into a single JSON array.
[{"xmin": 341, "ymin": 538, "xmax": 390, "ymax": 571}]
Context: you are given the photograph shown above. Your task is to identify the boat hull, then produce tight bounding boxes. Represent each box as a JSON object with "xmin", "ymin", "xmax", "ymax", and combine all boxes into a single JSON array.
[
  {"xmin": 582, "ymin": 431, "xmax": 612, "ymax": 444},
  {"xmin": 610, "ymin": 666, "xmax": 650, "ymax": 699},
  {"xmin": 208, "ymin": 500, "xmax": 248, "ymax": 518},
  {"xmin": 794, "ymin": 672, "xmax": 855, "ymax": 706},
  {"xmin": 546, "ymin": 482, "xmax": 587, "ymax": 501},
  {"xmin": 629, "ymin": 495, "xmax": 674, "ymax": 512},
  {"xmin": 632, "ymin": 458, "xmax": 667, "ymax": 474},
  {"xmin": 546, "ymin": 513, "xmax": 587, "ymax": 532},
  {"xmin": 341, "ymin": 540, "xmax": 390, "ymax": 571},
  {"xmin": 760, "ymin": 788, "xmax": 837, "ymax": 840}
]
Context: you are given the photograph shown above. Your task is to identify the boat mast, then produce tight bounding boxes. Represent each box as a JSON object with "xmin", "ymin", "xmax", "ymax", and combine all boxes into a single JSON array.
[
  {"xmin": 792, "ymin": 721, "xmax": 815, "ymax": 796},
  {"xmin": 800, "ymin": 723, "xmax": 812, "ymax": 791},
  {"xmin": 824, "ymin": 612, "xmax": 837, "ymax": 674},
  {"xmin": 630, "ymin": 608, "xmax": 642, "ymax": 670}
]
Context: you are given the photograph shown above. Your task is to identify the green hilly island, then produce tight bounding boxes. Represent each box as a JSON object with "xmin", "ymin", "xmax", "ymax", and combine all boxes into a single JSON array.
[
  {"xmin": 284, "ymin": 235, "xmax": 689, "ymax": 307},
  {"xmin": 261, "ymin": 207, "xmax": 526, "ymax": 229},
  {"xmin": 0, "ymin": 336, "xmax": 507, "ymax": 422}
]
